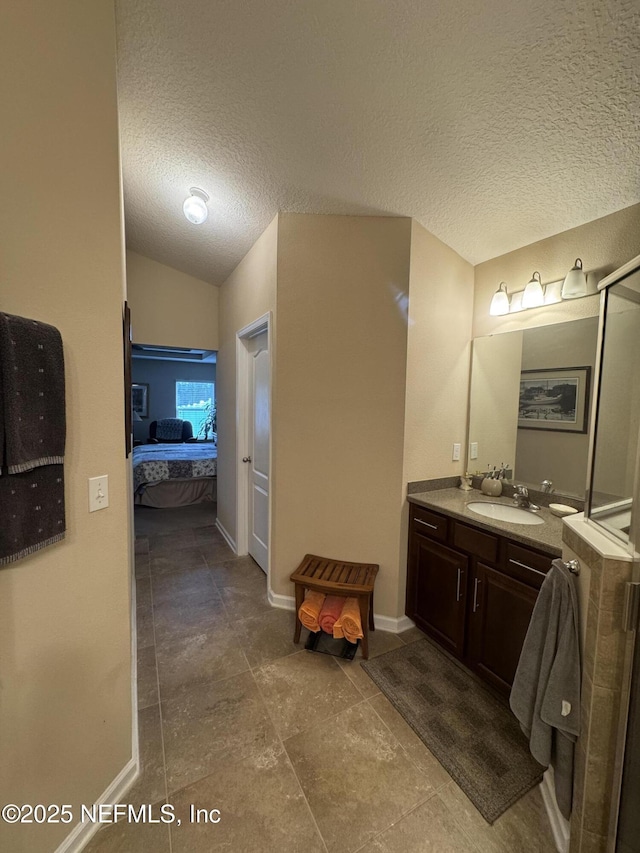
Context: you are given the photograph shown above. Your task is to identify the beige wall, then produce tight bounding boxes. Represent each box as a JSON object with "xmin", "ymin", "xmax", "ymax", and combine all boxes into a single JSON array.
[
  {"xmin": 274, "ymin": 214, "xmax": 412, "ymax": 618},
  {"xmin": 473, "ymin": 203, "xmax": 640, "ymax": 339},
  {"xmin": 126, "ymin": 250, "xmax": 219, "ymax": 349},
  {"xmin": 403, "ymin": 221, "xmax": 475, "ymax": 483},
  {"xmin": 216, "ymin": 216, "xmax": 278, "ymax": 545},
  {"xmin": 400, "ymin": 221, "xmax": 474, "ymax": 611},
  {"xmin": 217, "ymin": 214, "xmax": 474, "ymax": 619},
  {"xmin": 0, "ymin": 3, "xmax": 132, "ymax": 852}
]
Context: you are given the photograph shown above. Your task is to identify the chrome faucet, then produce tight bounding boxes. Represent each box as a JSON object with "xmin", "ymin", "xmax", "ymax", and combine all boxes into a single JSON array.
[
  {"xmin": 513, "ymin": 485, "xmax": 540, "ymax": 511},
  {"xmin": 541, "ymin": 479, "xmax": 553, "ymax": 494}
]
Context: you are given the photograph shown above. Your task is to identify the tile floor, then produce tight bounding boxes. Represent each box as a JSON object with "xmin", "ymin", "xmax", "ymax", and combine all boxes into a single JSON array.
[{"xmin": 85, "ymin": 503, "xmax": 557, "ymax": 853}]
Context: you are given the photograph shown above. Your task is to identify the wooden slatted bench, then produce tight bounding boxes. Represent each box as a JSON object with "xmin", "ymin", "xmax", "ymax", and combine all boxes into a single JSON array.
[{"xmin": 290, "ymin": 554, "xmax": 379, "ymax": 659}]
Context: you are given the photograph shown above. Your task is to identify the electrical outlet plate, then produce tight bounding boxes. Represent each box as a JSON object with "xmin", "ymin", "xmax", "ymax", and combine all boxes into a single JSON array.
[
  {"xmin": 470, "ymin": 442, "xmax": 478, "ymax": 460},
  {"xmin": 89, "ymin": 475, "xmax": 109, "ymax": 512},
  {"xmin": 452, "ymin": 443, "xmax": 461, "ymax": 461}
]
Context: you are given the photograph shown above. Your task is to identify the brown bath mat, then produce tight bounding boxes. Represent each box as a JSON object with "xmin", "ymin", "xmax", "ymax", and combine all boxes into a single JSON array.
[{"xmin": 362, "ymin": 638, "xmax": 544, "ymax": 823}]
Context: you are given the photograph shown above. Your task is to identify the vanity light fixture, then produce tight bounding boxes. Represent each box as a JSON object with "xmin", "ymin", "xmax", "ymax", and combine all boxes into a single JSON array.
[
  {"xmin": 561, "ymin": 258, "xmax": 588, "ymax": 299},
  {"xmin": 487, "ymin": 259, "xmax": 594, "ymax": 316},
  {"xmin": 522, "ymin": 271, "xmax": 544, "ymax": 309},
  {"xmin": 489, "ymin": 282, "xmax": 510, "ymax": 316},
  {"xmin": 183, "ymin": 187, "xmax": 209, "ymax": 225}
]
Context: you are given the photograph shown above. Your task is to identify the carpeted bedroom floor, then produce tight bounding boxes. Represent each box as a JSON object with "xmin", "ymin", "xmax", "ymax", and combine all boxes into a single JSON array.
[{"xmin": 85, "ymin": 504, "xmax": 556, "ymax": 853}]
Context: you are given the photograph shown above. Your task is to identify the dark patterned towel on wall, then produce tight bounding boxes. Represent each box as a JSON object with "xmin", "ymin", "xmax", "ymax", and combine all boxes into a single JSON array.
[
  {"xmin": 0, "ymin": 312, "xmax": 66, "ymax": 566},
  {"xmin": 0, "ymin": 313, "xmax": 65, "ymax": 473},
  {"xmin": 0, "ymin": 466, "xmax": 66, "ymax": 564}
]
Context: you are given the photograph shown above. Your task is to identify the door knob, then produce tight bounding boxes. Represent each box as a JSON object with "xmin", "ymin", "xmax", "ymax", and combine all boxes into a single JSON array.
[{"xmin": 242, "ymin": 456, "xmax": 252, "ymax": 463}]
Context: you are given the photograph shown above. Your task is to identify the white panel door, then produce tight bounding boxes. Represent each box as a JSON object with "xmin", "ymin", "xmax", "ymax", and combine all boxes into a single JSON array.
[{"xmin": 247, "ymin": 330, "xmax": 269, "ymax": 573}]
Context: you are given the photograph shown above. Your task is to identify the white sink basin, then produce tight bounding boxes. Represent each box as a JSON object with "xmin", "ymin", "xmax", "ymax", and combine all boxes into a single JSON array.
[{"xmin": 466, "ymin": 502, "xmax": 544, "ymax": 525}]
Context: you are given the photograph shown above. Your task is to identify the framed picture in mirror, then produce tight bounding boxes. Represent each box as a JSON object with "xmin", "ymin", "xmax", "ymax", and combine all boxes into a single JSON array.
[
  {"xmin": 518, "ymin": 366, "xmax": 591, "ymax": 433},
  {"xmin": 132, "ymin": 383, "xmax": 149, "ymax": 419}
]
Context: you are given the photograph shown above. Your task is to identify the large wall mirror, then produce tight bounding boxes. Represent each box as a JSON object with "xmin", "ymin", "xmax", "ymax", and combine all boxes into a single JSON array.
[{"xmin": 468, "ymin": 316, "xmax": 599, "ymax": 498}]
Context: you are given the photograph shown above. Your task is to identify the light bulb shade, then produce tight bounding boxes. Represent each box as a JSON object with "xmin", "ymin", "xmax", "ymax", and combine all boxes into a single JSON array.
[
  {"xmin": 489, "ymin": 282, "xmax": 510, "ymax": 316},
  {"xmin": 561, "ymin": 258, "xmax": 587, "ymax": 299},
  {"xmin": 522, "ymin": 271, "xmax": 544, "ymax": 309},
  {"xmin": 183, "ymin": 188, "xmax": 209, "ymax": 225}
]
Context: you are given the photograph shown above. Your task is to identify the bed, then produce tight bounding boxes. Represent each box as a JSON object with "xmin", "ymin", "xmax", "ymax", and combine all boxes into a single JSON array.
[{"xmin": 132, "ymin": 442, "xmax": 218, "ymax": 508}]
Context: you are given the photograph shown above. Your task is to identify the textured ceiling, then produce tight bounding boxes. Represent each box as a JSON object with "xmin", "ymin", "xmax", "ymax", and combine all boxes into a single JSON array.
[{"xmin": 115, "ymin": 0, "xmax": 640, "ymax": 286}]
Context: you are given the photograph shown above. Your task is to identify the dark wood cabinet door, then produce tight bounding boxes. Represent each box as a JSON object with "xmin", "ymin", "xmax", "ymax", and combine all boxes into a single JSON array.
[
  {"xmin": 408, "ymin": 534, "xmax": 468, "ymax": 657},
  {"xmin": 467, "ymin": 562, "xmax": 538, "ymax": 696}
]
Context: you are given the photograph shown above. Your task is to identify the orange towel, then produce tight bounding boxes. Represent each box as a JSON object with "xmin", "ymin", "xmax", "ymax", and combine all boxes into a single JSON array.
[
  {"xmin": 317, "ymin": 595, "xmax": 345, "ymax": 634},
  {"xmin": 298, "ymin": 591, "xmax": 326, "ymax": 632},
  {"xmin": 333, "ymin": 597, "xmax": 364, "ymax": 644}
]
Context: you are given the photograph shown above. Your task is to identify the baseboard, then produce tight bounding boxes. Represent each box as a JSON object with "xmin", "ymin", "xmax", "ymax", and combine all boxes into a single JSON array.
[
  {"xmin": 266, "ymin": 591, "xmax": 415, "ymax": 634},
  {"xmin": 374, "ymin": 614, "xmax": 415, "ymax": 634},
  {"xmin": 53, "ymin": 757, "xmax": 139, "ymax": 853},
  {"xmin": 268, "ymin": 589, "xmax": 296, "ymax": 610},
  {"xmin": 540, "ymin": 768, "xmax": 570, "ymax": 853},
  {"xmin": 215, "ymin": 518, "xmax": 237, "ymax": 553}
]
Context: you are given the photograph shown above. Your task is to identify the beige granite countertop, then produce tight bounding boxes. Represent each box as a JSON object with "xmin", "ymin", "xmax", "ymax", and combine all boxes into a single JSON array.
[{"xmin": 407, "ymin": 488, "xmax": 565, "ymax": 556}]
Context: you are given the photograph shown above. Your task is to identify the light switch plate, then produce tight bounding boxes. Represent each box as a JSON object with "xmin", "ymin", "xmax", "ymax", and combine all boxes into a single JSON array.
[
  {"xmin": 89, "ymin": 475, "xmax": 109, "ymax": 512},
  {"xmin": 452, "ymin": 443, "xmax": 461, "ymax": 461},
  {"xmin": 470, "ymin": 442, "xmax": 478, "ymax": 460}
]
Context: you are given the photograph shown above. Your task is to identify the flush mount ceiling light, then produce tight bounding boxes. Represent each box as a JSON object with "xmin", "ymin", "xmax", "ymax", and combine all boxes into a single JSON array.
[
  {"xmin": 522, "ymin": 271, "xmax": 544, "ymax": 309},
  {"xmin": 489, "ymin": 282, "xmax": 510, "ymax": 316},
  {"xmin": 561, "ymin": 258, "xmax": 588, "ymax": 299},
  {"xmin": 183, "ymin": 187, "xmax": 209, "ymax": 225}
]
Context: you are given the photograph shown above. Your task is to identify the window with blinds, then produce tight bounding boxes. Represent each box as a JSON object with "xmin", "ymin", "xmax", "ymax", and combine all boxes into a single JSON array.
[{"xmin": 175, "ymin": 381, "xmax": 215, "ymax": 437}]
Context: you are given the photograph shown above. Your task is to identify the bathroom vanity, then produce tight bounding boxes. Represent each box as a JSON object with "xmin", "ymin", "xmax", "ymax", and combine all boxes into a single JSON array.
[{"xmin": 405, "ymin": 489, "xmax": 564, "ymax": 697}]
